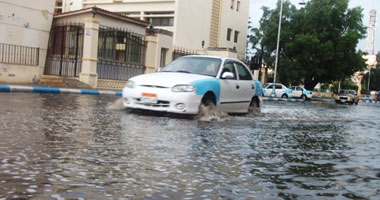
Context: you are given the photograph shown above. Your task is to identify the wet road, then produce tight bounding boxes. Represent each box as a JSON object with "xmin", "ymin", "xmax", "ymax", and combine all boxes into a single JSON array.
[{"xmin": 0, "ymin": 93, "xmax": 379, "ymax": 199}]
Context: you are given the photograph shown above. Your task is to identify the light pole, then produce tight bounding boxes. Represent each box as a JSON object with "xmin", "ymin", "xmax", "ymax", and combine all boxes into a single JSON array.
[
  {"xmin": 271, "ymin": 0, "xmax": 283, "ymax": 97},
  {"xmin": 368, "ymin": 67, "xmax": 371, "ymax": 93}
]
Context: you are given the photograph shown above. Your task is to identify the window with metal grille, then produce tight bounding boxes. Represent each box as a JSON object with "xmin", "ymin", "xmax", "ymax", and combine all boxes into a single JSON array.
[{"xmin": 0, "ymin": 43, "xmax": 39, "ymax": 66}]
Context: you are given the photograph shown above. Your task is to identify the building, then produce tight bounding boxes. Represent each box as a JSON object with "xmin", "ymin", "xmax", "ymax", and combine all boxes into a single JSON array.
[
  {"xmin": 0, "ymin": 0, "xmax": 56, "ymax": 84},
  {"xmin": 63, "ymin": 0, "xmax": 250, "ymax": 60},
  {"xmin": 46, "ymin": 7, "xmax": 173, "ymax": 89}
]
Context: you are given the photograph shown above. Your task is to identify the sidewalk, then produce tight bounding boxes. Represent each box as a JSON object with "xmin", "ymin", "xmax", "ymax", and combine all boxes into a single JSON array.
[{"xmin": 0, "ymin": 83, "xmax": 122, "ymax": 96}]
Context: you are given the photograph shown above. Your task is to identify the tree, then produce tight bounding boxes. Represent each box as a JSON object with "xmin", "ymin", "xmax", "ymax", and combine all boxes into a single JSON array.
[
  {"xmin": 253, "ymin": 0, "xmax": 367, "ymax": 90},
  {"xmin": 361, "ymin": 52, "xmax": 380, "ymax": 91}
]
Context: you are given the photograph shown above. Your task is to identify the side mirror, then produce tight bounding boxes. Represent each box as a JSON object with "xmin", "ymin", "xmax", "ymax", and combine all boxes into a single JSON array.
[{"xmin": 222, "ymin": 72, "xmax": 234, "ymax": 79}]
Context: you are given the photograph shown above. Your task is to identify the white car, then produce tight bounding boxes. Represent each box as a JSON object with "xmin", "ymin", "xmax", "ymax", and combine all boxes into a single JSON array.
[
  {"xmin": 262, "ymin": 83, "xmax": 292, "ymax": 98},
  {"xmin": 122, "ymin": 55, "xmax": 262, "ymax": 115},
  {"xmin": 289, "ymin": 86, "xmax": 312, "ymax": 100}
]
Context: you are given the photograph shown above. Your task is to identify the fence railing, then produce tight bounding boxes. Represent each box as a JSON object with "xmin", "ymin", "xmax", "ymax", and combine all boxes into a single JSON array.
[
  {"xmin": 97, "ymin": 27, "xmax": 146, "ymax": 80},
  {"xmin": 172, "ymin": 47, "xmax": 197, "ymax": 60},
  {"xmin": 45, "ymin": 23, "xmax": 84, "ymax": 77},
  {"xmin": 0, "ymin": 43, "xmax": 39, "ymax": 66}
]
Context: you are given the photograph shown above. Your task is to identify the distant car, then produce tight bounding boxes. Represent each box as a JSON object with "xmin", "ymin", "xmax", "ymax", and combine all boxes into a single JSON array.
[
  {"xmin": 122, "ymin": 55, "xmax": 263, "ymax": 115},
  {"xmin": 289, "ymin": 86, "xmax": 312, "ymax": 100},
  {"xmin": 335, "ymin": 90, "xmax": 359, "ymax": 105},
  {"xmin": 361, "ymin": 94, "xmax": 373, "ymax": 101},
  {"xmin": 262, "ymin": 83, "xmax": 292, "ymax": 98}
]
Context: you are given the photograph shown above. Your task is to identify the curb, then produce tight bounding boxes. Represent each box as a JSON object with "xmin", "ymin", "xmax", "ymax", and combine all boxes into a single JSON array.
[
  {"xmin": 0, "ymin": 85, "xmax": 122, "ymax": 96},
  {"xmin": 262, "ymin": 97, "xmax": 305, "ymax": 102},
  {"xmin": 361, "ymin": 100, "xmax": 380, "ymax": 104}
]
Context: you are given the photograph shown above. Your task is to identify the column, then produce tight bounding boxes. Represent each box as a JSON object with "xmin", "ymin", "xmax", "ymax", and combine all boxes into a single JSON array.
[{"xmin": 79, "ymin": 17, "xmax": 99, "ymax": 88}]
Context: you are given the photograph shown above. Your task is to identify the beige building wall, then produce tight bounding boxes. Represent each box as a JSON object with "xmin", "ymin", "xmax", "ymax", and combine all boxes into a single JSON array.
[
  {"xmin": 65, "ymin": 0, "xmax": 250, "ymax": 61},
  {"xmin": 218, "ymin": 0, "xmax": 249, "ymax": 60},
  {"xmin": 173, "ymin": 0, "xmax": 213, "ymax": 51},
  {"xmin": 79, "ymin": 0, "xmax": 175, "ymax": 32},
  {"xmin": 0, "ymin": 0, "xmax": 55, "ymax": 83},
  {"xmin": 145, "ymin": 31, "xmax": 173, "ymax": 73},
  {"xmin": 54, "ymin": 13, "xmax": 146, "ymax": 36}
]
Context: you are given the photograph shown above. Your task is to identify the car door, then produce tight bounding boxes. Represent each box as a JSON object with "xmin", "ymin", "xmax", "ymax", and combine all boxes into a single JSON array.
[
  {"xmin": 276, "ymin": 84, "xmax": 285, "ymax": 97},
  {"xmin": 218, "ymin": 60, "xmax": 240, "ymax": 112},
  {"xmin": 267, "ymin": 84, "xmax": 284, "ymax": 97},
  {"xmin": 265, "ymin": 84, "xmax": 274, "ymax": 96},
  {"xmin": 234, "ymin": 61, "xmax": 255, "ymax": 111},
  {"xmin": 291, "ymin": 86, "xmax": 302, "ymax": 98}
]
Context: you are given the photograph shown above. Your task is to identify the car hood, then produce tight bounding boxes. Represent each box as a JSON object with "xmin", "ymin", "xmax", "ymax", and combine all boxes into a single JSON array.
[{"xmin": 130, "ymin": 72, "xmax": 213, "ymax": 88}]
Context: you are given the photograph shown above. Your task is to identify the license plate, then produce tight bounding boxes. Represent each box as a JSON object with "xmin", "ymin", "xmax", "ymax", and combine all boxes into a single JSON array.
[{"xmin": 141, "ymin": 93, "xmax": 158, "ymax": 104}]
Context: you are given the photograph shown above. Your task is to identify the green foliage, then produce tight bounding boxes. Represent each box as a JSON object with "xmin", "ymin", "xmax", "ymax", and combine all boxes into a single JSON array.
[
  {"xmin": 361, "ymin": 52, "xmax": 380, "ymax": 91},
  {"xmin": 331, "ymin": 79, "xmax": 358, "ymax": 94},
  {"xmin": 249, "ymin": 0, "xmax": 367, "ymax": 90}
]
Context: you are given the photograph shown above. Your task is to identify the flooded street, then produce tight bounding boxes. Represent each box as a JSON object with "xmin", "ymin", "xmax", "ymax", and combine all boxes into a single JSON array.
[{"xmin": 0, "ymin": 93, "xmax": 379, "ymax": 199}]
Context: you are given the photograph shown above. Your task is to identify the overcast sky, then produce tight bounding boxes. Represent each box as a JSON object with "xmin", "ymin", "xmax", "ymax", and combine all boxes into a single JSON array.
[{"xmin": 249, "ymin": 0, "xmax": 380, "ymax": 54}]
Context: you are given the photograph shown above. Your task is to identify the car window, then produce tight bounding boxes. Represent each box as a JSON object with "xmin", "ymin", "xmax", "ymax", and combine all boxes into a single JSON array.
[
  {"xmin": 234, "ymin": 62, "xmax": 252, "ymax": 80},
  {"xmin": 275, "ymin": 85, "xmax": 282, "ymax": 89},
  {"xmin": 290, "ymin": 86, "xmax": 295, "ymax": 90},
  {"xmin": 221, "ymin": 62, "xmax": 237, "ymax": 80},
  {"xmin": 297, "ymin": 87, "xmax": 303, "ymax": 91},
  {"xmin": 160, "ymin": 56, "xmax": 221, "ymax": 77}
]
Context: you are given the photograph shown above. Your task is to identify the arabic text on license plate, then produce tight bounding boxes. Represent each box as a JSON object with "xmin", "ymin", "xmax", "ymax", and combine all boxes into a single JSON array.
[{"xmin": 141, "ymin": 93, "xmax": 158, "ymax": 104}]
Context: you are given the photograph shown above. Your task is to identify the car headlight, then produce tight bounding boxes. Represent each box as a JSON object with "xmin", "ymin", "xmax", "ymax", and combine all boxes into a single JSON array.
[
  {"xmin": 125, "ymin": 80, "xmax": 135, "ymax": 89},
  {"xmin": 172, "ymin": 85, "xmax": 196, "ymax": 92}
]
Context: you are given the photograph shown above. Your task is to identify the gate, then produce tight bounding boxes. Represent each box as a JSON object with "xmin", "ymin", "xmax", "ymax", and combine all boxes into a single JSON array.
[
  {"xmin": 97, "ymin": 27, "xmax": 146, "ymax": 81},
  {"xmin": 45, "ymin": 23, "xmax": 84, "ymax": 77}
]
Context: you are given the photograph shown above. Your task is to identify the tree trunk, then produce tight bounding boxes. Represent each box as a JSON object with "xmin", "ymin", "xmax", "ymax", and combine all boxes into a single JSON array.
[{"xmin": 304, "ymin": 77, "xmax": 319, "ymax": 91}]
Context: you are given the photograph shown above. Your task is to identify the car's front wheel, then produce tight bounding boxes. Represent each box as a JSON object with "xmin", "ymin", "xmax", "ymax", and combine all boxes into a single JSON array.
[
  {"xmin": 301, "ymin": 94, "xmax": 307, "ymax": 100},
  {"xmin": 196, "ymin": 93, "xmax": 216, "ymax": 116},
  {"xmin": 281, "ymin": 94, "xmax": 288, "ymax": 99},
  {"xmin": 201, "ymin": 93, "xmax": 216, "ymax": 107}
]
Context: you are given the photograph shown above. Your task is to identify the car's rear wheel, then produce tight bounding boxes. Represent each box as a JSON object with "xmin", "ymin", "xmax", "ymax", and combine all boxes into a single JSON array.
[{"xmin": 281, "ymin": 94, "xmax": 288, "ymax": 99}]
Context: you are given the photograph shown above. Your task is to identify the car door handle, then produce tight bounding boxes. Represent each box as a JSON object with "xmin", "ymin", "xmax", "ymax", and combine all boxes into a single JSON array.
[
  {"xmin": 236, "ymin": 85, "xmax": 240, "ymax": 89},
  {"xmin": 252, "ymin": 84, "xmax": 255, "ymax": 89}
]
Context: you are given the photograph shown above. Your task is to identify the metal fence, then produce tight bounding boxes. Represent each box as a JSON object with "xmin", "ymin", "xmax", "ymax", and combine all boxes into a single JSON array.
[
  {"xmin": 45, "ymin": 23, "xmax": 84, "ymax": 77},
  {"xmin": 172, "ymin": 47, "xmax": 197, "ymax": 60},
  {"xmin": 0, "ymin": 43, "xmax": 39, "ymax": 66},
  {"xmin": 97, "ymin": 27, "xmax": 146, "ymax": 80}
]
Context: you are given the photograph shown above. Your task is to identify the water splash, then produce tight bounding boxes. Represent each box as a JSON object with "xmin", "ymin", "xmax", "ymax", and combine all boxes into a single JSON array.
[
  {"xmin": 197, "ymin": 104, "xmax": 230, "ymax": 122},
  {"xmin": 107, "ymin": 98, "xmax": 125, "ymax": 110}
]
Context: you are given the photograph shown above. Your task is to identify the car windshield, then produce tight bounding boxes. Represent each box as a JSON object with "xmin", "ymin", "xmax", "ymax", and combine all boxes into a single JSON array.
[
  {"xmin": 342, "ymin": 90, "xmax": 356, "ymax": 95},
  {"xmin": 160, "ymin": 57, "xmax": 222, "ymax": 77}
]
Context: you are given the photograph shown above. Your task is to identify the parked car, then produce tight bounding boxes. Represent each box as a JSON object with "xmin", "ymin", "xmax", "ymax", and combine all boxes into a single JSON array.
[
  {"xmin": 122, "ymin": 55, "xmax": 262, "ymax": 115},
  {"xmin": 262, "ymin": 83, "xmax": 292, "ymax": 98},
  {"xmin": 335, "ymin": 89, "xmax": 359, "ymax": 105},
  {"xmin": 289, "ymin": 86, "xmax": 312, "ymax": 100}
]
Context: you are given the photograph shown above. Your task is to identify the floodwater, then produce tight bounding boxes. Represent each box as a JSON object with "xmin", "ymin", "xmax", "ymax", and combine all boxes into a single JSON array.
[{"xmin": 0, "ymin": 93, "xmax": 379, "ymax": 199}]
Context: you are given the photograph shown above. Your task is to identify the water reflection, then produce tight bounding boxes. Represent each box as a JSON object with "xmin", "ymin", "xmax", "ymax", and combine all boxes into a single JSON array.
[{"xmin": 0, "ymin": 93, "xmax": 379, "ymax": 199}]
